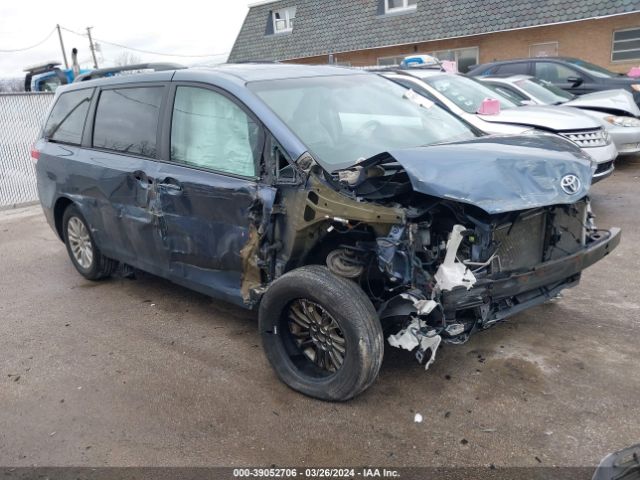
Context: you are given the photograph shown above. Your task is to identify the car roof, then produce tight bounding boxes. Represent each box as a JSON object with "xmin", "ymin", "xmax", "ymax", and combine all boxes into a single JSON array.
[
  {"xmin": 400, "ymin": 69, "xmax": 450, "ymax": 79},
  {"xmin": 199, "ymin": 63, "xmax": 359, "ymax": 82},
  {"xmin": 59, "ymin": 63, "xmax": 361, "ymax": 94}
]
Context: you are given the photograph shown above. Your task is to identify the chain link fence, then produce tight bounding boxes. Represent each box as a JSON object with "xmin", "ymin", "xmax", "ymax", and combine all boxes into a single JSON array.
[{"xmin": 0, "ymin": 92, "xmax": 54, "ymax": 208}]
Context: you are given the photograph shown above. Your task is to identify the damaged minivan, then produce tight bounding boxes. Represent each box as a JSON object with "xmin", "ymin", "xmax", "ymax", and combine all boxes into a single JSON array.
[{"xmin": 35, "ymin": 64, "xmax": 621, "ymax": 401}]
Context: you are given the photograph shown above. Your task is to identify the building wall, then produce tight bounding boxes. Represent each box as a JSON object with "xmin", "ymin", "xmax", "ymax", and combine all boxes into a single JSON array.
[{"xmin": 286, "ymin": 13, "xmax": 640, "ymax": 72}]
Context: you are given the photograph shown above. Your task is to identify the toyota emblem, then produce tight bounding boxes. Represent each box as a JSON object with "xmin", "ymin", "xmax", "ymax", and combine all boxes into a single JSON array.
[{"xmin": 561, "ymin": 174, "xmax": 581, "ymax": 195}]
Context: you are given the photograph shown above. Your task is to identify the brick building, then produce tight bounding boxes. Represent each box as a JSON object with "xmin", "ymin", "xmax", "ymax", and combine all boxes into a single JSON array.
[{"xmin": 229, "ymin": 0, "xmax": 640, "ymax": 73}]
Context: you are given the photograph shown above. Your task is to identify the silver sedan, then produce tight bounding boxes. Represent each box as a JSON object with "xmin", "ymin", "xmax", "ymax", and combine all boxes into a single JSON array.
[{"xmin": 480, "ymin": 75, "xmax": 640, "ymax": 156}]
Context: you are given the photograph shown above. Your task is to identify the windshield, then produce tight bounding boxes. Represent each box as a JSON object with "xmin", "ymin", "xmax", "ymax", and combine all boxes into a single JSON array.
[
  {"xmin": 516, "ymin": 78, "xmax": 574, "ymax": 104},
  {"xmin": 249, "ymin": 74, "xmax": 477, "ymax": 170},
  {"xmin": 565, "ymin": 58, "xmax": 619, "ymax": 78},
  {"xmin": 421, "ymin": 74, "xmax": 518, "ymax": 113}
]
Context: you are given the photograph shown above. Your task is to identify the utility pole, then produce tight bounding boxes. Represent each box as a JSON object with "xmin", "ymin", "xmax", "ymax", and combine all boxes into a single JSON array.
[
  {"xmin": 56, "ymin": 24, "xmax": 69, "ymax": 69},
  {"xmin": 86, "ymin": 27, "xmax": 99, "ymax": 69}
]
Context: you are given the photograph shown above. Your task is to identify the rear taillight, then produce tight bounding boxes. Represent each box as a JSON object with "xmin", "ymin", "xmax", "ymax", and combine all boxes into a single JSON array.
[{"xmin": 30, "ymin": 146, "xmax": 40, "ymax": 162}]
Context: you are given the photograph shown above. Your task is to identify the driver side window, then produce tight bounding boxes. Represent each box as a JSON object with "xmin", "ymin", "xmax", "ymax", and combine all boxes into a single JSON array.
[{"xmin": 170, "ymin": 86, "xmax": 260, "ymax": 177}]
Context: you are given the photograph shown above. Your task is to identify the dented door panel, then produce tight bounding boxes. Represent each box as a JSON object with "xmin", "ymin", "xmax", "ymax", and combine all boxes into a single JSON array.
[
  {"xmin": 154, "ymin": 162, "xmax": 273, "ymax": 306},
  {"xmin": 80, "ymin": 149, "xmax": 163, "ymax": 271}
]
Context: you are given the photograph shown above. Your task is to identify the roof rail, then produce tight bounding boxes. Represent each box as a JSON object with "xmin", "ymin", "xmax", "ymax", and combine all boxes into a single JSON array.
[
  {"xmin": 23, "ymin": 62, "xmax": 62, "ymax": 75},
  {"xmin": 74, "ymin": 63, "xmax": 185, "ymax": 82}
]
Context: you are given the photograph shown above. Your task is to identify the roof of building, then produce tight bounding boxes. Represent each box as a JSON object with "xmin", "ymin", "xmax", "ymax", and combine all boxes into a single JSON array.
[{"xmin": 229, "ymin": 0, "xmax": 640, "ymax": 63}]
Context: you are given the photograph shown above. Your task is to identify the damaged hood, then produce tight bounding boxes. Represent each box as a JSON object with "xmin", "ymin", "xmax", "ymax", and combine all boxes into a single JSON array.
[
  {"xmin": 479, "ymin": 105, "xmax": 601, "ymax": 131},
  {"xmin": 563, "ymin": 89, "xmax": 640, "ymax": 117},
  {"xmin": 360, "ymin": 134, "xmax": 594, "ymax": 214}
]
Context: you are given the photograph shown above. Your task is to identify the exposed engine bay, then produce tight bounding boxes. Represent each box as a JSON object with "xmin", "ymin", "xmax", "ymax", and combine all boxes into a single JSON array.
[{"xmin": 271, "ymin": 155, "xmax": 615, "ymax": 368}]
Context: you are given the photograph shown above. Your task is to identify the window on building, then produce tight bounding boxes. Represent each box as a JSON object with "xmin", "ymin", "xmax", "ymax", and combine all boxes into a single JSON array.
[
  {"xmin": 273, "ymin": 7, "xmax": 296, "ymax": 33},
  {"xmin": 529, "ymin": 42, "xmax": 559, "ymax": 58},
  {"xmin": 377, "ymin": 47, "xmax": 479, "ymax": 72},
  {"xmin": 612, "ymin": 27, "xmax": 640, "ymax": 62},
  {"xmin": 431, "ymin": 47, "xmax": 479, "ymax": 73},
  {"xmin": 170, "ymin": 87, "xmax": 259, "ymax": 177},
  {"xmin": 44, "ymin": 89, "xmax": 94, "ymax": 145},
  {"xmin": 93, "ymin": 87, "xmax": 163, "ymax": 158},
  {"xmin": 385, "ymin": 0, "xmax": 417, "ymax": 14},
  {"xmin": 377, "ymin": 55, "xmax": 407, "ymax": 66}
]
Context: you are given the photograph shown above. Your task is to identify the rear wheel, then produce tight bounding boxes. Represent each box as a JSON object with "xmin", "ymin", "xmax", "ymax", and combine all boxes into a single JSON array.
[
  {"xmin": 62, "ymin": 205, "xmax": 117, "ymax": 280},
  {"xmin": 259, "ymin": 266, "xmax": 384, "ymax": 401}
]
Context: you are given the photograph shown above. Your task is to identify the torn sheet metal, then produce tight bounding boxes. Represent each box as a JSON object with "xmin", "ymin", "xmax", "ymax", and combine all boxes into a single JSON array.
[
  {"xmin": 434, "ymin": 225, "xmax": 477, "ymax": 291},
  {"xmin": 565, "ymin": 89, "xmax": 640, "ymax": 117}
]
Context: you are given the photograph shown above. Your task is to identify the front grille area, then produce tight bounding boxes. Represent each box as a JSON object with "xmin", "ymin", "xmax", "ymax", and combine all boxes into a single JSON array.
[
  {"xmin": 492, "ymin": 211, "xmax": 546, "ymax": 272},
  {"xmin": 491, "ymin": 200, "xmax": 588, "ymax": 272},
  {"xmin": 546, "ymin": 201, "xmax": 588, "ymax": 261},
  {"xmin": 560, "ymin": 128, "xmax": 608, "ymax": 148}
]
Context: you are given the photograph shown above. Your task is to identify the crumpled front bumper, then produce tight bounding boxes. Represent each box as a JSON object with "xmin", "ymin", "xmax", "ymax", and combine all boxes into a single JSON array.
[
  {"xmin": 441, "ymin": 228, "xmax": 621, "ymax": 325},
  {"xmin": 585, "ymin": 141, "xmax": 618, "ymax": 182}
]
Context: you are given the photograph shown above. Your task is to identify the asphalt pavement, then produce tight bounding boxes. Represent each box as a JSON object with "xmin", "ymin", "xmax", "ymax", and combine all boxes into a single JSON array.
[{"xmin": 0, "ymin": 156, "xmax": 638, "ymax": 468}]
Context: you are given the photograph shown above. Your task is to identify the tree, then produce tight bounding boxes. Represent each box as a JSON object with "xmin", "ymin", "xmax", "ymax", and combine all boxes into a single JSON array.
[
  {"xmin": 0, "ymin": 78, "xmax": 25, "ymax": 93},
  {"xmin": 114, "ymin": 52, "xmax": 142, "ymax": 67}
]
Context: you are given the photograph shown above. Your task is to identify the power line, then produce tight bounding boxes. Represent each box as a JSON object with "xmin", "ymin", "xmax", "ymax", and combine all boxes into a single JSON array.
[
  {"xmin": 0, "ymin": 28, "xmax": 56, "ymax": 53},
  {"xmin": 60, "ymin": 26, "xmax": 229, "ymax": 58}
]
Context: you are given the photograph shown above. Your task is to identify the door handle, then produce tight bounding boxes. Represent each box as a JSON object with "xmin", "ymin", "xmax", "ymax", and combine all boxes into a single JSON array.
[{"xmin": 158, "ymin": 178, "xmax": 183, "ymax": 194}]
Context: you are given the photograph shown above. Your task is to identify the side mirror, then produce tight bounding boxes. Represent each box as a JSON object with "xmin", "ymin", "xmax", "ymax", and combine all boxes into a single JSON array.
[
  {"xmin": 477, "ymin": 98, "xmax": 501, "ymax": 115},
  {"xmin": 566, "ymin": 76, "xmax": 583, "ymax": 87}
]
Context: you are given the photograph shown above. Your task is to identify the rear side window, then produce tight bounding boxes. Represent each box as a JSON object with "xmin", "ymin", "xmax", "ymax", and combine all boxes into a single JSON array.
[
  {"xmin": 93, "ymin": 87, "xmax": 163, "ymax": 158},
  {"xmin": 44, "ymin": 89, "xmax": 94, "ymax": 145},
  {"xmin": 170, "ymin": 86, "xmax": 260, "ymax": 177},
  {"xmin": 495, "ymin": 62, "xmax": 529, "ymax": 75}
]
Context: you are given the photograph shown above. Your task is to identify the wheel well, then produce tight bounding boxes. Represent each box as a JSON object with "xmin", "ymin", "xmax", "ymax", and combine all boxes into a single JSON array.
[{"xmin": 53, "ymin": 197, "xmax": 73, "ymax": 241}]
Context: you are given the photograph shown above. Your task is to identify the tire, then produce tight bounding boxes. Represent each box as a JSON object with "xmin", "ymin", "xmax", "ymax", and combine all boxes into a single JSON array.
[
  {"xmin": 259, "ymin": 265, "xmax": 384, "ymax": 401},
  {"xmin": 62, "ymin": 204, "xmax": 118, "ymax": 281}
]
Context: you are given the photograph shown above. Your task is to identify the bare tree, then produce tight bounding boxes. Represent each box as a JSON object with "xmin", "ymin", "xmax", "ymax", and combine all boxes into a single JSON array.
[
  {"xmin": 114, "ymin": 52, "xmax": 142, "ymax": 66},
  {"xmin": 0, "ymin": 78, "xmax": 25, "ymax": 93}
]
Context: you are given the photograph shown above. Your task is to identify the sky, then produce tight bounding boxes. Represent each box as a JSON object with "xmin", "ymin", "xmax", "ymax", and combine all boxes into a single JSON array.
[{"xmin": 0, "ymin": 0, "xmax": 254, "ymax": 78}]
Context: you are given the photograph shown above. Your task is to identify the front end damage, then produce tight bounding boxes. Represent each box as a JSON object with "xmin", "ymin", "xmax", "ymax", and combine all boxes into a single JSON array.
[{"xmin": 250, "ymin": 135, "xmax": 621, "ymax": 370}]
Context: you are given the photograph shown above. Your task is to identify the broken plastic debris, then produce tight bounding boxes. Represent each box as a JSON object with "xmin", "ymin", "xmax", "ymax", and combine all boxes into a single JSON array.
[
  {"xmin": 414, "ymin": 413, "xmax": 423, "ymax": 423},
  {"xmin": 387, "ymin": 317, "xmax": 425, "ymax": 351},
  {"xmin": 387, "ymin": 317, "xmax": 442, "ymax": 370},
  {"xmin": 418, "ymin": 334, "xmax": 442, "ymax": 371},
  {"xmin": 434, "ymin": 225, "xmax": 477, "ymax": 291},
  {"xmin": 399, "ymin": 294, "xmax": 438, "ymax": 316}
]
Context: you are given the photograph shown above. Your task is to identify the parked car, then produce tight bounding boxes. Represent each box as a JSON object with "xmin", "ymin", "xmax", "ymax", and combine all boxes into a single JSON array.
[
  {"xmin": 467, "ymin": 57, "xmax": 640, "ymax": 107},
  {"xmin": 381, "ymin": 69, "xmax": 618, "ymax": 180},
  {"xmin": 479, "ymin": 75, "xmax": 640, "ymax": 156},
  {"xmin": 34, "ymin": 64, "xmax": 620, "ymax": 401}
]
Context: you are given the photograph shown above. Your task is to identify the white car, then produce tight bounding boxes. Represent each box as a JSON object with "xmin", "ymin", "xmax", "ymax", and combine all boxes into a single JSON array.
[
  {"xmin": 480, "ymin": 75, "xmax": 640, "ymax": 156},
  {"xmin": 382, "ymin": 70, "xmax": 618, "ymax": 181}
]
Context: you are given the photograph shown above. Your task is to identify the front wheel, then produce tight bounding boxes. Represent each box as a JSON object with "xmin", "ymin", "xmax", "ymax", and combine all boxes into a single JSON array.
[{"xmin": 259, "ymin": 266, "xmax": 384, "ymax": 401}]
